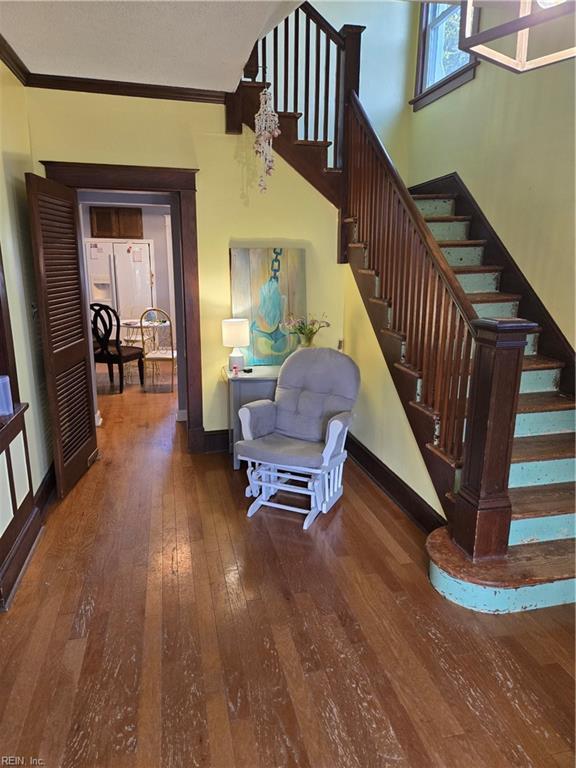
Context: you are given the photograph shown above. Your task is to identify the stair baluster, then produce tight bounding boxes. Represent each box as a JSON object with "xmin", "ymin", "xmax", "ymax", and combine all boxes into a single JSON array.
[{"xmin": 240, "ymin": 4, "xmax": 363, "ymax": 174}]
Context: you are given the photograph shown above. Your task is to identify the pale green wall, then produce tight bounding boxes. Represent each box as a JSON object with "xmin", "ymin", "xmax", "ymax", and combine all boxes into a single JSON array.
[
  {"xmin": 406, "ymin": 43, "xmax": 575, "ymax": 345},
  {"xmin": 0, "ymin": 65, "xmax": 52, "ymax": 491},
  {"xmin": 317, "ymin": 0, "xmax": 416, "ymax": 173}
]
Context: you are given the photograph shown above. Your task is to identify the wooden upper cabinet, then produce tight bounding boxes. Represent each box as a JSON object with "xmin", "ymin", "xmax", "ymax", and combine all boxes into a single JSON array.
[{"xmin": 90, "ymin": 206, "xmax": 143, "ymax": 239}]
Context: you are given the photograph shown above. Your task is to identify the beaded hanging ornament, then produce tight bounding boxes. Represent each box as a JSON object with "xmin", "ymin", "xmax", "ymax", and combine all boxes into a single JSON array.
[{"xmin": 254, "ymin": 87, "xmax": 281, "ymax": 192}]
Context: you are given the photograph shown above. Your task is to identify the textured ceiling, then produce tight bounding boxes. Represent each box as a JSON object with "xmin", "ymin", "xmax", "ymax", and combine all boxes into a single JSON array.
[{"xmin": 0, "ymin": 1, "xmax": 299, "ymax": 91}]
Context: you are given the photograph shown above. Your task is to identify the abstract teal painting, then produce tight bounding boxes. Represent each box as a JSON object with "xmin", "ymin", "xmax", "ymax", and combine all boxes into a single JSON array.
[{"xmin": 230, "ymin": 247, "xmax": 306, "ymax": 365}]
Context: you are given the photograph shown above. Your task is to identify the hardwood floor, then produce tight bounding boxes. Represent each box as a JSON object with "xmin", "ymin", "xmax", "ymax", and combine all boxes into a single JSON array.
[{"xmin": 0, "ymin": 375, "xmax": 573, "ymax": 767}]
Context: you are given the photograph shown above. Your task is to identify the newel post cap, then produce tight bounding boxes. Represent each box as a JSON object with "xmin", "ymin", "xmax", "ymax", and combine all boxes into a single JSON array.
[
  {"xmin": 472, "ymin": 317, "xmax": 539, "ymax": 348},
  {"xmin": 339, "ymin": 24, "xmax": 367, "ymax": 37}
]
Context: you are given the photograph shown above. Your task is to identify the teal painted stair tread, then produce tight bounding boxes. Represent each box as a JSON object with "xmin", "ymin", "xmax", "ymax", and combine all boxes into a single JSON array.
[
  {"xmin": 413, "ymin": 196, "xmax": 455, "ymax": 216},
  {"xmin": 509, "ymin": 458, "xmax": 575, "ymax": 487},
  {"xmin": 441, "ymin": 244, "xmax": 485, "ymax": 266},
  {"xmin": 475, "ymin": 301, "xmax": 520, "ymax": 319},
  {"xmin": 471, "ymin": 291, "xmax": 521, "ymax": 318},
  {"xmin": 520, "ymin": 355, "xmax": 563, "ymax": 393},
  {"xmin": 515, "ymin": 390, "xmax": 576, "ymax": 436},
  {"xmin": 426, "ymin": 527, "xmax": 575, "ymax": 613},
  {"xmin": 514, "ymin": 409, "xmax": 576, "ymax": 437},
  {"xmin": 509, "ymin": 482, "xmax": 575, "ymax": 545},
  {"xmin": 509, "ymin": 432, "xmax": 576, "ymax": 487},
  {"xmin": 509, "ymin": 514, "xmax": 575, "ymax": 545},
  {"xmin": 510, "ymin": 482, "xmax": 575, "ymax": 518},
  {"xmin": 455, "ymin": 268, "xmax": 501, "ymax": 293},
  {"xmin": 426, "ymin": 218, "xmax": 470, "ymax": 240},
  {"xmin": 524, "ymin": 331, "xmax": 540, "ymax": 356}
]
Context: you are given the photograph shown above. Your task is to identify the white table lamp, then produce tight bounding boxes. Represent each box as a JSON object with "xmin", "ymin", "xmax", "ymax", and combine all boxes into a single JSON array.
[{"xmin": 222, "ymin": 318, "xmax": 250, "ymax": 370}]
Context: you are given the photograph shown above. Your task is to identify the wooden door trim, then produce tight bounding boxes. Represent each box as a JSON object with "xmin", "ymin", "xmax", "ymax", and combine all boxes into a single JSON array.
[
  {"xmin": 42, "ymin": 162, "xmax": 199, "ymax": 191},
  {"xmin": 0, "ymin": 245, "xmax": 20, "ymax": 404},
  {"xmin": 42, "ymin": 161, "xmax": 204, "ymax": 452}
]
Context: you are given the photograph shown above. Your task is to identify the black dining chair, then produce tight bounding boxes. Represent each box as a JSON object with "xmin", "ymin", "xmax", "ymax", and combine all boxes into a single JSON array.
[{"xmin": 90, "ymin": 303, "xmax": 144, "ymax": 394}]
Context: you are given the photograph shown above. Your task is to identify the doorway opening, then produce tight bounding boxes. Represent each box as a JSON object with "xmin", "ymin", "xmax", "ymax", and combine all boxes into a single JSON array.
[
  {"xmin": 27, "ymin": 163, "xmax": 203, "ymax": 500},
  {"xmin": 77, "ymin": 190, "xmax": 187, "ymax": 427}
]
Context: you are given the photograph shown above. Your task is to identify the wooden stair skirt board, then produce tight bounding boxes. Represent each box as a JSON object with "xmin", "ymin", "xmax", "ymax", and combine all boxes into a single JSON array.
[{"xmin": 427, "ymin": 528, "xmax": 576, "ymax": 614}]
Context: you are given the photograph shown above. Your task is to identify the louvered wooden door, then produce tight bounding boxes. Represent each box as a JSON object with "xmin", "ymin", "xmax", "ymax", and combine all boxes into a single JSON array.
[{"xmin": 26, "ymin": 174, "xmax": 97, "ymax": 498}]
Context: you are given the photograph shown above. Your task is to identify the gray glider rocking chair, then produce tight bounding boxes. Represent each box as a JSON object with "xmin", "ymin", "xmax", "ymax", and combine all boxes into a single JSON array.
[{"xmin": 235, "ymin": 347, "xmax": 360, "ymax": 530}]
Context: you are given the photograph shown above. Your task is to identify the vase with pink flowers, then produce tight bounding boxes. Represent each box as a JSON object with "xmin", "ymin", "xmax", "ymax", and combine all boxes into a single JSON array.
[{"xmin": 283, "ymin": 314, "xmax": 330, "ymax": 348}]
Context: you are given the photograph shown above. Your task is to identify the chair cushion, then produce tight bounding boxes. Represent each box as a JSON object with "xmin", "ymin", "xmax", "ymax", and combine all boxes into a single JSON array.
[
  {"xmin": 118, "ymin": 345, "xmax": 143, "ymax": 359},
  {"xmin": 274, "ymin": 347, "xmax": 360, "ymax": 442},
  {"xmin": 95, "ymin": 344, "xmax": 143, "ymax": 362},
  {"xmin": 235, "ymin": 433, "xmax": 325, "ymax": 468}
]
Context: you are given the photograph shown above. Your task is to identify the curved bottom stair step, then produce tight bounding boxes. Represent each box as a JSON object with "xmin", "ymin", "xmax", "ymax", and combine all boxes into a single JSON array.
[{"xmin": 426, "ymin": 527, "xmax": 575, "ymax": 613}]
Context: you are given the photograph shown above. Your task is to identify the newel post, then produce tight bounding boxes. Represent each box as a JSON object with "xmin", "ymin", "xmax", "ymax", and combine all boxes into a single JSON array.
[
  {"xmin": 340, "ymin": 24, "xmax": 365, "ymax": 97},
  {"xmin": 336, "ymin": 24, "xmax": 365, "ymax": 169},
  {"xmin": 337, "ymin": 23, "xmax": 365, "ymax": 261},
  {"xmin": 453, "ymin": 318, "xmax": 538, "ymax": 560}
]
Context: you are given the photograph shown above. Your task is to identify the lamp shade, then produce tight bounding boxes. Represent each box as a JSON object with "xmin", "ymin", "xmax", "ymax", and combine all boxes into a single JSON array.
[{"xmin": 222, "ymin": 318, "xmax": 250, "ymax": 348}]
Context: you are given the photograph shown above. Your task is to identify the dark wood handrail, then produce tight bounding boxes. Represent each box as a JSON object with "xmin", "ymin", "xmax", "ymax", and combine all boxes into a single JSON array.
[
  {"xmin": 349, "ymin": 91, "xmax": 478, "ymax": 328},
  {"xmin": 300, "ymin": 2, "xmax": 345, "ymax": 47},
  {"xmin": 346, "ymin": 90, "xmax": 480, "ymax": 466}
]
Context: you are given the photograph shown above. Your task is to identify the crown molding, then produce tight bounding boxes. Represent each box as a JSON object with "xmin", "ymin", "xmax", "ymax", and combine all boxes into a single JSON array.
[
  {"xmin": 0, "ymin": 34, "xmax": 29, "ymax": 84},
  {"xmin": 0, "ymin": 34, "xmax": 227, "ymax": 104}
]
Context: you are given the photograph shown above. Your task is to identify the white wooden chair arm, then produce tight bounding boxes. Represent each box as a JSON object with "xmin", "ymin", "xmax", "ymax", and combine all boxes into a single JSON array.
[
  {"xmin": 238, "ymin": 399, "xmax": 277, "ymax": 440},
  {"xmin": 322, "ymin": 412, "xmax": 352, "ymax": 463}
]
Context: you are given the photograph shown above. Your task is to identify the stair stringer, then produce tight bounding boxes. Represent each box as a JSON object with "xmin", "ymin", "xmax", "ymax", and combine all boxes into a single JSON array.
[
  {"xmin": 347, "ymin": 247, "xmax": 458, "ymax": 520},
  {"xmin": 233, "ymin": 82, "xmax": 343, "ymax": 208}
]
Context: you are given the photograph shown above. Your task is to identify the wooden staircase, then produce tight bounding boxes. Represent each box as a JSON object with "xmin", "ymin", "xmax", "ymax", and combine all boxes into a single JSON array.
[
  {"xmin": 346, "ymin": 170, "xmax": 575, "ymax": 610},
  {"xmin": 227, "ymin": 3, "xmax": 575, "ymax": 612},
  {"xmin": 407, "ymin": 192, "xmax": 574, "ymax": 611}
]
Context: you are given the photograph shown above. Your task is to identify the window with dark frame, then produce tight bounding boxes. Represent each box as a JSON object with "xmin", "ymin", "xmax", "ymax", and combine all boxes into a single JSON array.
[{"xmin": 411, "ymin": 2, "xmax": 480, "ymax": 112}]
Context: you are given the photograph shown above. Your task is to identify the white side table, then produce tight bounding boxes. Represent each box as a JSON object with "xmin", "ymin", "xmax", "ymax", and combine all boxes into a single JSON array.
[{"xmin": 225, "ymin": 365, "xmax": 280, "ymax": 469}]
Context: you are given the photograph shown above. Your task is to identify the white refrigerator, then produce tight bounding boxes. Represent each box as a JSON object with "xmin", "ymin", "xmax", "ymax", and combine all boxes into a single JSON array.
[{"xmin": 84, "ymin": 239, "xmax": 156, "ymax": 320}]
